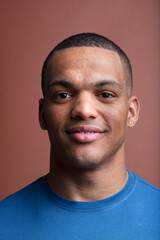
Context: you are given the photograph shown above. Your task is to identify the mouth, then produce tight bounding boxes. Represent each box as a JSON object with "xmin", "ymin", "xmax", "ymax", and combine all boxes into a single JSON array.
[{"xmin": 66, "ymin": 125, "xmax": 105, "ymax": 143}]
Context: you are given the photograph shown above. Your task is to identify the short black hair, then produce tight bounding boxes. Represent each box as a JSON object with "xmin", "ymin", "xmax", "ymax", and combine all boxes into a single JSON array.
[{"xmin": 42, "ymin": 33, "xmax": 133, "ymax": 98}]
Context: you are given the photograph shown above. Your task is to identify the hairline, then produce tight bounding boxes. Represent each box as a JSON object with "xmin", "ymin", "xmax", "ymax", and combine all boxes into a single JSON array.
[{"xmin": 42, "ymin": 36, "xmax": 133, "ymax": 98}]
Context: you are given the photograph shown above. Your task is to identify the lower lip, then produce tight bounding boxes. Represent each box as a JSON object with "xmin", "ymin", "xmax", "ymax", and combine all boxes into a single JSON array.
[{"xmin": 67, "ymin": 132, "xmax": 103, "ymax": 143}]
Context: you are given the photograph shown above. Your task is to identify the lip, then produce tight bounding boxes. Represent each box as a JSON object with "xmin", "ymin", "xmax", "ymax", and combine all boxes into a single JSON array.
[{"xmin": 66, "ymin": 125, "xmax": 104, "ymax": 143}]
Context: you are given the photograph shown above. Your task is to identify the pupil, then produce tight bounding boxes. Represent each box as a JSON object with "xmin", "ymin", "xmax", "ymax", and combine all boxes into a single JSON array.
[
  {"xmin": 102, "ymin": 93, "xmax": 109, "ymax": 98},
  {"xmin": 61, "ymin": 93, "xmax": 67, "ymax": 98}
]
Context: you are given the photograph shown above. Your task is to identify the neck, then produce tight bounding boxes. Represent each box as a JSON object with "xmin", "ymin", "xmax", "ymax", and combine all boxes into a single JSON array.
[{"xmin": 47, "ymin": 148, "xmax": 128, "ymax": 202}]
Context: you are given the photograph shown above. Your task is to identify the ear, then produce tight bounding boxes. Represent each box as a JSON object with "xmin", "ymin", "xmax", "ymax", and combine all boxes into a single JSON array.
[
  {"xmin": 127, "ymin": 96, "xmax": 140, "ymax": 128},
  {"xmin": 39, "ymin": 99, "xmax": 47, "ymax": 130}
]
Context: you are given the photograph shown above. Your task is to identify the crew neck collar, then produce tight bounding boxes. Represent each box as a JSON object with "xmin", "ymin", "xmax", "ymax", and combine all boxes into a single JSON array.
[{"xmin": 40, "ymin": 169, "xmax": 136, "ymax": 212}]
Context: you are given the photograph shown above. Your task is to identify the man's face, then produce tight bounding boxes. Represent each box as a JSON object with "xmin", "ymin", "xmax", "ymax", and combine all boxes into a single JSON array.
[{"xmin": 40, "ymin": 47, "xmax": 133, "ymax": 169}]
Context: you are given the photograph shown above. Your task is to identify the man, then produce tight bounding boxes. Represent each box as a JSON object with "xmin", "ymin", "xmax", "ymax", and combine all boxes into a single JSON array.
[{"xmin": 0, "ymin": 33, "xmax": 160, "ymax": 239}]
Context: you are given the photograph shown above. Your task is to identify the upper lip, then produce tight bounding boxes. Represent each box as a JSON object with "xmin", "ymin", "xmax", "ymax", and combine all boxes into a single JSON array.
[{"xmin": 66, "ymin": 125, "xmax": 104, "ymax": 134}]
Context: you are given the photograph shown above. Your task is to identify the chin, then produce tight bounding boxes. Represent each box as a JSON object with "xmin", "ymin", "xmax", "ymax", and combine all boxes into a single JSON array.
[{"xmin": 67, "ymin": 149, "xmax": 108, "ymax": 170}]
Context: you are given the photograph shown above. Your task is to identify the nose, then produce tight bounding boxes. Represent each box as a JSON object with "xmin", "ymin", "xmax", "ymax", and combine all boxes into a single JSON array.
[{"xmin": 71, "ymin": 92, "xmax": 98, "ymax": 120}]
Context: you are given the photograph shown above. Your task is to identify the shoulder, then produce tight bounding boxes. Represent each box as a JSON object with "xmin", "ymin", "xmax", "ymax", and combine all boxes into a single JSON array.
[
  {"xmin": 134, "ymin": 172, "xmax": 160, "ymax": 193},
  {"xmin": 0, "ymin": 176, "xmax": 45, "ymax": 212},
  {"xmin": 0, "ymin": 176, "xmax": 47, "ymax": 238},
  {"xmin": 129, "ymin": 170, "xmax": 160, "ymax": 206}
]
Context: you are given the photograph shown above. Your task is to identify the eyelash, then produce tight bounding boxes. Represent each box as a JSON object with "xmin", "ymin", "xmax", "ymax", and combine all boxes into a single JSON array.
[
  {"xmin": 51, "ymin": 91, "xmax": 115, "ymax": 103},
  {"xmin": 98, "ymin": 92, "xmax": 114, "ymax": 98},
  {"xmin": 51, "ymin": 92, "xmax": 72, "ymax": 102},
  {"xmin": 55, "ymin": 92, "xmax": 71, "ymax": 99}
]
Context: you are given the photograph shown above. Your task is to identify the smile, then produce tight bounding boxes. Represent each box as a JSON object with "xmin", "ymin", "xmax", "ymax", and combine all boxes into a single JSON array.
[{"xmin": 66, "ymin": 125, "xmax": 104, "ymax": 143}]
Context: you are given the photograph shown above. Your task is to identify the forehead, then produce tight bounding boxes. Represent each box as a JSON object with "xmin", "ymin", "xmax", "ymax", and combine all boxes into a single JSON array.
[{"xmin": 45, "ymin": 47, "xmax": 125, "ymax": 88}]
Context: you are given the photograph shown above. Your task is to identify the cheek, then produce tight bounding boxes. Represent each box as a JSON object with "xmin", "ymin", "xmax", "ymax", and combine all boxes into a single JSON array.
[
  {"xmin": 101, "ymin": 104, "xmax": 128, "ymax": 128},
  {"xmin": 45, "ymin": 105, "xmax": 69, "ymax": 129}
]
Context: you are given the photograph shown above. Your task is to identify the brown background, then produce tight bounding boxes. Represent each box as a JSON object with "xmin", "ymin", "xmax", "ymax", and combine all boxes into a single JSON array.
[{"xmin": 0, "ymin": 0, "xmax": 160, "ymax": 200}]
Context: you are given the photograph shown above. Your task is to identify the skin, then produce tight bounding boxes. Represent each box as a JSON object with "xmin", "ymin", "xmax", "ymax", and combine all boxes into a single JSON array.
[{"xmin": 39, "ymin": 47, "xmax": 140, "ymax": 201}]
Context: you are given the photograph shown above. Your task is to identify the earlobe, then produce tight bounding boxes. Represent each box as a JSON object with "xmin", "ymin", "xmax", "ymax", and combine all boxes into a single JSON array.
[
  {"xmin": 39, "ymin": 99, "xmax": 47, "ymax": 130},
  {"xmin": 127, "ymin": 96, "xmax": 140, "ymax": 128}
]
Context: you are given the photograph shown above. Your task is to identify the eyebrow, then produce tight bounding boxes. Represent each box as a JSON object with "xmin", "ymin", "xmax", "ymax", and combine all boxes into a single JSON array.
[
  {"xmin": 47, "ymin": 79, "xmax": 122, "ymax": 91},
  {"xmin": 47, "ymin": 80, "xmax": 73, "ymax": 91},
  {"xmin": 91, "ymin": 80, "xmax": 122, "ymax": 89}
]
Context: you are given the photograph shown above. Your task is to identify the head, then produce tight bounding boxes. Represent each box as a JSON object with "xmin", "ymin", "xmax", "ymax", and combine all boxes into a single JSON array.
[
  {"xmin": 42, "ymin": 33, "xmax": 133, "ymax": 99},
  {"xmin": 39, "ymin": 33, "xmax": 139, "ymax": 170}
]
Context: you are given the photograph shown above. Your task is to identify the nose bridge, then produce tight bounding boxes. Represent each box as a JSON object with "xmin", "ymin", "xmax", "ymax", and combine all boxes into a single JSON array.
[
  {"xmin": 78, "ymin": 91, "xmax": 93, "ymax": 105},
  {"xmin": 71, "ymin": 91, "xmax": 98, "ymax": 120}
]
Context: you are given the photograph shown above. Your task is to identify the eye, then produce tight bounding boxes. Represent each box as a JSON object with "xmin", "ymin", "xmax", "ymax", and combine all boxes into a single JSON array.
[
  {"xmin": 51, "ymin": 91, "xmax": 72, "ymax": 103},
  {"xmin": 55, "ymin": 92, "xmax": 71, "ymax": 99},
  {"xmin": 99, "ymin": 92, "xmax": 113, "ymax": 98},
  {"xmin": 97, "ymin": 91, "xmax": 116, "ymax": 103}
]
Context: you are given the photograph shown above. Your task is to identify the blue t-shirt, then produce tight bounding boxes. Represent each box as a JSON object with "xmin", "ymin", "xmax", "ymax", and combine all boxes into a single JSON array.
[{"xmin": 0, "ymin": 169, "xmax": 160, "ymax": 240}]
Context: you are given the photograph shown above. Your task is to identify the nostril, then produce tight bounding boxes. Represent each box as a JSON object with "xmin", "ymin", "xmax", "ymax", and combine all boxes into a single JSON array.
[
  {"xmin": 72, "ymin": 115, "xmax": 85, "ymax": 120},
  {"xmin": 70, "ymin": 92, "xmax": 98, "ymax": 120},
  {"xmin": 71, "ymin": 104, "xmax": 98, "ymax": 120}
]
